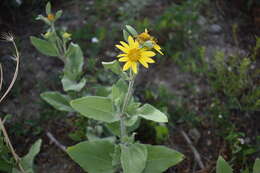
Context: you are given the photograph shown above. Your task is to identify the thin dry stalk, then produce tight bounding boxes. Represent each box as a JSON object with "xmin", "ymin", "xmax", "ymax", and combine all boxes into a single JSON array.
[
  {"xmin": 0, "ymin": 35, "xmax": 20, "ymax": 103},
  {"xmin": 180, "ymin": 130, "xmax": 205, "ymax": 169},
  {"xmin": 0, "ymin": 118, "xmax": 25, "ymax": 172},
  {"xmin": 46, "ymin": 132, "xmax": 67, "ymax": 152},
  {"xmin": 0, "ymin": 63, "xmax": 3, "ymax": 91},
  {"xmin": 0, "ymin": 33, "xmax": 26, "ymax": 173}
]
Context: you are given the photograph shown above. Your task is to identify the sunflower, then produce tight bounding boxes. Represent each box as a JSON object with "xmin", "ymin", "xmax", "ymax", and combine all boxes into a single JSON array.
[
  {"xmin": 116, "ymin": 36, "xmax": 156, "ymax": 74},
  {"xmin": 137, "ymin": 29, "xmax": 163, "ymax": 55}
]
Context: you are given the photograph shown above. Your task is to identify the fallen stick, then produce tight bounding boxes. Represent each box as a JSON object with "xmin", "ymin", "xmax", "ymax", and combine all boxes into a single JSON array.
[
  {"xmin": 46, "ymin": 132, "xmax": 67, "ymax": 152},
  {"xmin": 180, "ymin": 130, "xmax": 205, "ymax": 169}
]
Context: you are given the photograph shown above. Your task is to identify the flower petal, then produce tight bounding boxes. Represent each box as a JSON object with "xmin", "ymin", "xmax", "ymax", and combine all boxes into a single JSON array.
[
  {"xmin": 120, "ymin": 41, "xmax": 129, "ymax": 49},
  {"xmin": 128, "ymin": 36, "xmax": 135, "ymax": 47},
  {"xmin": 116, "ymin": 45, "xmax": 128, "ymax": 53},
  {"xmin": 154, "ymin": 44, "xmax": 164, "ymax": 55},
  {"xmin": 138, "ymin": 57, "xmax": 149, "ymax": 68},
  {"xmin": 142, "ymin": 51, "xmax": 156, "ymax": 57},
  {"xmin": 123, "ymin": 61, "xmax": 132, "ymax": 71},
  {"xmin": 119, "ymin": 57, "xmax": 129, "ymax": 62},
  {"xmin": 117, "ymin": 54, "xmax": 127, "ymax": 58},
  {"xmin": 142, "ymin": 57, "xmax": 155, "ymax": 63},
  {"xmin": 131, "ymin": 62, "xmax": 138, "ymax": 74}
]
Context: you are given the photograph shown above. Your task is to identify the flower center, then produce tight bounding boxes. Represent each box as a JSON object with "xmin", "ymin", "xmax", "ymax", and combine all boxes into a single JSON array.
[
  {"xmin": 47, "ymin": 14, "xmax": 55, "ymax": 21},
  {"xmin": 128, "ymin": 48, "xmax": 141, "ymax": 61},
  {"xmin": 138, "ymin": 32, "xmax": 151, "ymax": 42}
]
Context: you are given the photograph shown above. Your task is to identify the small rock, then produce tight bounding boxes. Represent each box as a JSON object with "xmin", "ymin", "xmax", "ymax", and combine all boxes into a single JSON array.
[
  {"xmin": 197, "ymin": 16, "xmax": 207, "ymax": 26},
  {"xmin": 208, "ymin": 24, "xmax": 222, "ymax": 34},
  {"xmin": 188, "ymin": 128, "xmax": 201, "ymax": 144}
]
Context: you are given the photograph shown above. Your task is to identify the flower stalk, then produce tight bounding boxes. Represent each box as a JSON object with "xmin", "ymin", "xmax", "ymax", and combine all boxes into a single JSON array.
[{"xmin": 120, "ymin": 70, "xmax": 136, "ymax": 144}]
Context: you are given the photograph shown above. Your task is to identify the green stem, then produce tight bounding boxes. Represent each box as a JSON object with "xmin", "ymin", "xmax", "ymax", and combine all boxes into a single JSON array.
[{"xmin": 120, "ymin": 70, "xmax": 136, "ymax": 144}]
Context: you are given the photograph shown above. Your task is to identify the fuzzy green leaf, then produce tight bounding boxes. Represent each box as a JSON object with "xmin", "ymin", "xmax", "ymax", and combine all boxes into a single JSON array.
[
  {"xmin": 102, "ymin": 60, "xmax": 122, "ymax": 75},
  {"xmin": 62, "ymin": 76, "xmax": 86, "ymax": 92},
  {"xmin": 125, "ymin": 25, "xmax": 138, "ymax": 36},
  {"xmin": 67, "ymin": 140, "xmax": 115, "ymax": 173},
  {"xmin": 64, "ymin": 43, "xmax": 84, "ymax": 80},
  {"xmin": 45, "ymin": 2, "xmax": 51, "ymax": 14},
  {"xmin": 55, "ymin": 10, "xmax": 63, "ymax": 20},
  {"xmin": 41, "ymin": 91, "xmax": 74, "ymax": 112},
  {"xmin": 253, "ymin": 158, "xmax": 260, "ymax": 173},
  {"xmin": 136, "ymin": 104, "xmax": 168, "ymax": 123},
  {"xmin": 143, "ymin": 145, "xmax": 184, "ymax": 173},
  {"xmin": 12, "ymin": 139, "xmax": 42, "ymax": 173},
  {"xmin": 71, "ymin": 96, "xmax": 119, "ymax": 122},
  {"xmin": 30, "ymin": 36, "xmax": 58, "ymax": 56},
  {"xmin": 123, "ymin": 29, "xmax": 130, "ymax": 42},
  {"xmin": 121, "ymin": 143, "xmax": 147, "ymax": 173},
  {"xmin": 216, "ymin": 156, "xmax": 233, "ymax": 173}
]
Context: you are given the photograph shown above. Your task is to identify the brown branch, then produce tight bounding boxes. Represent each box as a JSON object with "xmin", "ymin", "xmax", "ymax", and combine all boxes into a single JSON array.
[
  {"xmin": 46, "ymin": 132, "xmax": 67, "ymax": 152},
  {"xmin": 180, "ymin": 130, "xmax": 205, "ymax": 169}
]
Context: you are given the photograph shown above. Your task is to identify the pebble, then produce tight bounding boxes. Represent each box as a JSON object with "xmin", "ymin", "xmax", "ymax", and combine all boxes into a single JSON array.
[{"xmin": 208, "ymin": 24, "xmax": 222, "ymax": 34}]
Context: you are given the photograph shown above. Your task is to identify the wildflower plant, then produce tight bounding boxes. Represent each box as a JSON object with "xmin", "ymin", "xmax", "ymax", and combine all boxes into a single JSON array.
[
  {"xmin": 31, "ymin": 2, "xmax": 184, "ymax": 172},
  {"xmin": 66, "ymin": 26, "xmax": 184, "ymax": 173}
]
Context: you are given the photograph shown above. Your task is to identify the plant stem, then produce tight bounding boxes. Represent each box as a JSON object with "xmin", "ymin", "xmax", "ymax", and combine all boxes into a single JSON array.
[
  {"xmin": 0, "ymin": 118, "xmax": 26, "ymax": 173},
  {"xmin": 120, "ymin": 71, "xmax": 135, "ymax": 144}
]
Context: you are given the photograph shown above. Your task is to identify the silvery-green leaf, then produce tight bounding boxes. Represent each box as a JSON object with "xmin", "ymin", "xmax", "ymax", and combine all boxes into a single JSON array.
[
  {"xmin": 136, "ymin": 104, "xmax": 168, "ymax": 123},
  {"xmin": 216, "ymin": 156, "xmax": 233, "ymax": 173},
  {"xmin": 125, "ymin": 25, "xmax": 138, "ymax": 36},
  {"xmin": 71, "ymin": 96, "xmax": 119, "ymax": 123}
]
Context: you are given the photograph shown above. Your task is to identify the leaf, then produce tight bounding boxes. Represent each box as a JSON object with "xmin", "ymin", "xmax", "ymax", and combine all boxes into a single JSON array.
[
  {"xmin": 22, "ymin": 139, "xmax": 42, "ymax": 169},
  {"xmin": 67, "ymin": 140, "xmax": 115, "ymax": 173},
  {"xmin": 123, "ymin": 29, "xmax": 130, "ymax": 42},
  {"xmin": 143, "ymin": 145, "xmax": 184, "ymax": 173},
  {"xmin": 45, "ymin": 2, "xmax": 51, "ymax": 14},
  {"xmin": 0, "ymin": 159, "xmax": 12, "ymax": 172},
  {"xmin": 121, "ymin": 143, "xmax": 147, "ymax": 173},
  {"xmin": 106, "ymin": 122, "xmax": 120, "ymax": 137},
  {"xmin": 70, "ymin": 96, "xmax": 119, "ymax": 122},
  {"xmin": 216, "ymin": 156, "xmax": 233, "ymax": 173},
  {"xmin": 111, "ymin": 79, "xmax": 128, "ymax": 110},
  {"xmin": 62, "ymin": 76, "xmax": 86, "ymax": 92},
  {"xmin": 55, "ymin": 10, "xmax": 63, "ymax": 20},
  {"xmin": 35, "ymin": 15, "xmax": 51, "ymax": 25},
  {"xmin": 136, "ymin": 104, "xmax": 168, "ymax": 123},
  {"xmin": 125, "ymin": 25, "xmax": 138, "ymax": 36},
  {"xmin": 64, "ymin": 43, "xmax": 84, "ymax": 80},
  {"xmin": 41, "ymin": 91, "xmax": 74, "ymax": 112},
  {"xmin": 112, "ymin": 79, "xmax": 127, "ymax": 101},
  {"xmin": 102, "ymin": 60, "xmax": 122, "ymax": 75},
  {"xmin": 30, "ymin": 36, "xmax": 58, "ymax": 56},
  {"xmin": 12, "ymin": 139, "xmax": 42, "ymax": 173},
  {"xmin": 253, "ymin": 158, "xmax": 260, "ymax": 173}
]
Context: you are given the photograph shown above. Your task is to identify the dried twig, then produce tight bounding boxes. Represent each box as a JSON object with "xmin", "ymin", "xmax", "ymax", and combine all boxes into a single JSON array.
[
  {"xmin": 180, "ymin": 130, "xmax": 205, "ymax": 169},
  {"xmin": 0, "ymin": 33, "xmax": 26, "ymax": 173},
  {"xmin": 0, "ymin": 118, "xmax": 26, "ymax": 173},
  {"xmin": 0, "ymin": 33, "xmax": 20, "ymax": 103},
  {"xmin": 46, "ymin": 132, "xmax": 67, "ymax": 152},
  {"xmin": 0, "ymin": 63, "xmax": 3, "ymax": 91}
]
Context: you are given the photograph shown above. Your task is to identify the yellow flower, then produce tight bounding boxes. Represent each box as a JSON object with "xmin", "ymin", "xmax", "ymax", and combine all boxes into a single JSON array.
[
  {"xmin": 116, "ymin": 36, "xmax": 156, "ymax": 74},
  {"xmin": 47, "ymin": 13, "xmax": 55, "ymax": 21},
  {"xmin": 63, "ymin": 32, "xmax": 71, "ymax": 39},
  {"xmin": 137, "ymin": 29, "xmax": 163, "ymax": 55}
]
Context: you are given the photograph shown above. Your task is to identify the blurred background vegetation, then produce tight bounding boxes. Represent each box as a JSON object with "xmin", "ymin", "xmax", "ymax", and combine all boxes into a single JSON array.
[{"xmin": 0, "ymin": 0, "xmax": 259, "ymax": 172}]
